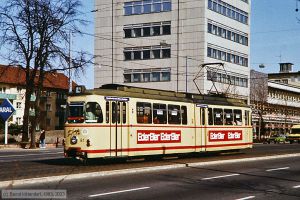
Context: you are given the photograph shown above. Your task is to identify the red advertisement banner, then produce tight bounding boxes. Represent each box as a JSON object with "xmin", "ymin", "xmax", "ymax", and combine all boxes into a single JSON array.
[
  {"xmin": 137, "ymin": 130, "xmax": 181, "ymax": 144},
  {"xmin": 208, "ymin": 130, "xmax": 243, "ymax": 142}
]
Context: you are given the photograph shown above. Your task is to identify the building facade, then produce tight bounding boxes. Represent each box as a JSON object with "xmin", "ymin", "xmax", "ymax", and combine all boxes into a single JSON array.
[
  {"xmin": 0, "ymin": 65, "xmax": 70, "ymax": 130},
  {"xmin": 268, "ymin": 63, "xmax": 300, "ymax": 87},
  {"xmin": 94, "ymin": 0, "xmax": 251, "ymax": 99},
  {"xmin": 250, "ymin": 69, "xmax": 300, "ymax": 138}
]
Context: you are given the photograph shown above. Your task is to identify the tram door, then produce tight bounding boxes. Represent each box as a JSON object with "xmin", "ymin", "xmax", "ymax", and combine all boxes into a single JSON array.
[
  {"xmin": 107, "ymin": 101, "xmax": 128, "ymax": 157},
  {"xmin": 200, "ymin": 107, "xmax": 207, "ymax": 151}
]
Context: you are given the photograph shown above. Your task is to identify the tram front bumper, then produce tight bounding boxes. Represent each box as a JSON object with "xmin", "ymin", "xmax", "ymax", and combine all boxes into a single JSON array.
[{"xmin": 64, "ymin": 147, "xmax": 86, "ymax": 158}]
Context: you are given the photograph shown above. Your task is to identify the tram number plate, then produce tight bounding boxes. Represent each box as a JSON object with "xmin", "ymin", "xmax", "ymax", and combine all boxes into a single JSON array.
[
  {"xmin": 137, "ymin": 130, "xmax": 181, "ymax": 144},
  {"xmin": 209, "ymin": 130, "xmax": 243, "ymax": 142}
]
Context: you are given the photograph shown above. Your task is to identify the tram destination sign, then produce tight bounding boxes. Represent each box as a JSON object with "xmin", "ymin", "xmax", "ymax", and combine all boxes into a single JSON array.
[
  {"xmin": 105, "ymin": 96, "xmax": 129, "ymax": 102},
  {"xmin": 0, "ymin": 99, "xmax": 15, "ymax": 121}
]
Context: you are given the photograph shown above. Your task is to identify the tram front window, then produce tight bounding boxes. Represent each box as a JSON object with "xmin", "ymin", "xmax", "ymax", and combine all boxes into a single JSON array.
[
  {"xmin": 85, "ymin": 102, "xmax": 103, "ymax": 123},
  {"xmin": 67, "ymin": 103, "xmax": 84, "ymax": 123}
]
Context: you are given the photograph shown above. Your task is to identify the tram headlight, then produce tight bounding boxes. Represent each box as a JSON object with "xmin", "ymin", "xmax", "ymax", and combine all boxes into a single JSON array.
[{"xmin": 71, "ymin": 136, "xmax": 78, "ymax": 145}]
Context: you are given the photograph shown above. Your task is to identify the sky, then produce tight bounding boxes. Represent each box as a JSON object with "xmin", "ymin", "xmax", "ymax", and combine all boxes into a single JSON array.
[
  {"xmin": 251, "ymin": 0, "xmax": 300, "ymax": 73},
  {"xmin": 1, "ymin": 0, "xmax": 300, "ymax": 89}
]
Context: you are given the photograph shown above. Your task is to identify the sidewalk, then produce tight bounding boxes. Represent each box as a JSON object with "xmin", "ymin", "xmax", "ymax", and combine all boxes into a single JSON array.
[{"xmin": 0, "ymin": 143, "xmax": 62, "ymax": 149}]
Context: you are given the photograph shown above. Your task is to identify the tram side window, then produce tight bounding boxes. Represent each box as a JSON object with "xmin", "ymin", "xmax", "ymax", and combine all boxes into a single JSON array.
[
  {"xmin": 201, "ymin": 108, "xmax": 205, "ymax": 125},
  {"xmin": 213, "ymin": 108, "xmax": 224, "ymax": 125},
  {"xmin": 181, "ymin": 106, "xmax": 187, "ymax": 125},
  {"xmin": 106, "ymin": 102, "xmax": 109, "ymax": 123},
  {"xmin": 168, "ymin": 104, "xmax": 181, "ymax": 124},
  {"xmin": 234, "ymin": 109, "xmax": 242, "ymax": 125},
  {"xmin": 208, "ymin": 108, "xmax": 213, "ymax": 125},
  {"xmin": 85, "ymin": 102, "xmax": 103, "ymax": 123},
  {"xmin": 136, "ymin": 102, "xmax": 152, "ymax": 124},
  {"xmin": 245, "ymin": 110, "xmax": 250, "ymax": 126},
  {"xmin": 224, "ymin": 109, "xmax": 233, "ymax": 125},
  {"xmin": 123, "ymin": 102, "xmax": 126, "ymax": 124},
  {"xmin": 111, "ymin": 102, "xmax": 120, "ymax": 123},
  {"xmin": 153, "ymin": 103, "xmax": 167, "ymax": 124}
]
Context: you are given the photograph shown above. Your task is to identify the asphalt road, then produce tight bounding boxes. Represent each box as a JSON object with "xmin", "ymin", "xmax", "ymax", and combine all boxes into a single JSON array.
[
  {"xmin": 8, "ymin": 154, "xmax": 300, "ymax": 200},
  {"xmin": 0, "ymin": 148, "xmax": 63, "ymax": 162},
  {"xmin": 0, "ymin": 143, "xmax": 300, "ymax": 183}
]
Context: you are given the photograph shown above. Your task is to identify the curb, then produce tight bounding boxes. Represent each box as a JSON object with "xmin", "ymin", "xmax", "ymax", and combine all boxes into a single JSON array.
[
  {"xmin": 1, "ymin": 153, "xmax": 300, "ymax": 188},
  {"xmin": 0, "ymin": 144, "xmax": 62, "ymax": 149}
]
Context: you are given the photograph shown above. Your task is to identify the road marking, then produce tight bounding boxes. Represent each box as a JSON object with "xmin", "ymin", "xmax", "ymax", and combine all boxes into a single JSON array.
[
  {"xmin": 201, "ymin": 173, "xmax": 240, "ymax": 180},
  {"xmin": 1, "ymin": 153, "xmax": 300, "ymax": 188},
  {"xmin": 0, "ymin": 152, "xmax": 63, "ymax": 158},
  {"xmin": 236, "ymin": 196, "xmax": 255, "ymax": 200},
  {"xmin": 266, "ymin": 167, "xmax": 290, "ymax": 172},
  {"xmin": 88, "ymin": 187, "xmax": 150, "ymax": 198},
  {"xmin": 293, "ymin": 185, "xmax": 300, "ymax": 188}
]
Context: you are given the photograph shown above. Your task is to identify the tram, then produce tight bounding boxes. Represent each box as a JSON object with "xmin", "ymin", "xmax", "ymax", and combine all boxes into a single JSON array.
[{"xmin": 64, "ymin": 84, "xmax": 253, "ymax": 161}]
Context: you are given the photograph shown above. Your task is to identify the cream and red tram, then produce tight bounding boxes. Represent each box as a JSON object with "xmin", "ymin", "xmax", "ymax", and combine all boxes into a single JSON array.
[{"xmin": 64, "ymin": 84, "xmax": 252, "ymax": 160}]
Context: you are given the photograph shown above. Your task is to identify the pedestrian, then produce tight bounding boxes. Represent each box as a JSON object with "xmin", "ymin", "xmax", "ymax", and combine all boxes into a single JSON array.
[{"xmin": 40, "ymin": 129, "xmax": 46, "ymax": 148}]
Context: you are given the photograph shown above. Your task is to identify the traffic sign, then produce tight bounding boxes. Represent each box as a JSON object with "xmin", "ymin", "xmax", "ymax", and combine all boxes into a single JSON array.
[{"xmin": 0, "ymin": 99, "xmax": 15, "ymax": 121}]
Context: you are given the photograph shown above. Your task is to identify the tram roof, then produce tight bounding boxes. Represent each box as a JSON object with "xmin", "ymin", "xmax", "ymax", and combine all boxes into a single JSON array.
[{"xmin": 72, "ymin": 84, "xmax": 247, "ymax": 107}]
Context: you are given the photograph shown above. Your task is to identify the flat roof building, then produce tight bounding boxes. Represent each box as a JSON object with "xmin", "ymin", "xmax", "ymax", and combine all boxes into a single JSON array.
[{"xmin": 94, "ymin": 0, "xmax": 251, "ymax": 99}]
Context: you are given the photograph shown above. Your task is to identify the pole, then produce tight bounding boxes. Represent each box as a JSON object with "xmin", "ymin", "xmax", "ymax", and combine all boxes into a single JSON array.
[
  {"xmin": 258, "ymin": 116, "xmax": 261, "ymax": 141},
  {"xmin": 69, "ymin": 31, "xmax": 72, "ymax": 93},
  {"xmin": 176, "ymin": 0, "xmax": 180, "ymax": 92},
  {"xmin": 186, "ymin": 56, "xmax": 188, "ymax": 93},
  {"xmin": 111, "ymin": 0, "xmax": 114, "ymax": 84},
  {"xmin": 4, "ymin": 120, "xmax": 8, "ymax": 145}
]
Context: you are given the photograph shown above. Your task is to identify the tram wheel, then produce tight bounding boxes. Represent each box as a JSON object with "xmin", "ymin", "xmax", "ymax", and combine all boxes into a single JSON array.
[{"xmin": 79, "ymin": 156, "xmax": 89, "ymax": 166}]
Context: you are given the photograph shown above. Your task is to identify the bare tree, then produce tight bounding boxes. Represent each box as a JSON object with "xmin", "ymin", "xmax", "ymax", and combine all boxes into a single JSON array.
[
  {"xmin": 0, "ymin": 0, "xmax": 92, "ymax": 148},
  {"xmin": 250, "ymin": 70, "xmax": 268, "ymax": 140}
]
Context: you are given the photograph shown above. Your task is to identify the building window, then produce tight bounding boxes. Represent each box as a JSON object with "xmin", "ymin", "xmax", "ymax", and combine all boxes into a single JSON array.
[
  {"xmin": 151, "ymin": 72, "xmax": 160, "ymax": 82},
  {"xmin": 207, "ymin": 21, "xmax": 248, "ymax": 46},
  {"xmin": 207, "ymin": 45, "xmax": 248, "ymax": 67},
  {"xmin": 57, "ymin": 93, "xmax": 65, "ymax": 99},
  {"xmin": 124, "ymin": 68, "xmax": 171, "ymax": 83},
  {"xmin": 124, "ymin": 45, "xmax": 171, "ymax": 61},
  {"xmin": 16, "ymin": 117, "xmax": 22, "ymax": 125},
  {"xmin": 16, "ymin": 102, "xmax": 22, "ymax": 109},
  {"xmin": 143, "ymin": 73, "xmax": 151, "ymax": 82},
  {"xmin": 124, "ymin": 0, "xmax": 172, "ymax": 16},
  {"xmin": 17, "ymin": 87, "xmax": 22, "ymax": 93},
  {"xmin": 124, "ymin": 21, "xmax": 171, "ymax": 38},
  {"xmin": 124, "ymin": 74, "xmax": 132, "ymax": 83},
  {"xmin": 0, "ymin": 87, "xmax": 6, "ymax": 93},
  {"xmin": 133, "ymin": 74, "xmax": 142, "ymax": 82},
  {"xmin": 208, "ymin": 0, "xmax": 248, "ymax": 24},
  {"xmin": 161, "ymin": 72, "xmax": 170, "ymax": 81},
  {"xmin": 207, "ymin": 70, "xmax": 248, "ymax": 88}
]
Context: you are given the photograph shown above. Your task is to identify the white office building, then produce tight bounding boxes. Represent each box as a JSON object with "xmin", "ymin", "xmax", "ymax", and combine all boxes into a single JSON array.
[{"xmin": 94, "ymin": 0, "xmax": 251, "ymax": 99}]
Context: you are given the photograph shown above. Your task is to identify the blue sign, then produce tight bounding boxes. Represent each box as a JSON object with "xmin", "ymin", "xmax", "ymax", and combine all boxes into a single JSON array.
[{"xmin": 0, "ymin": 99, "xmax": 15, "ymax": 121}]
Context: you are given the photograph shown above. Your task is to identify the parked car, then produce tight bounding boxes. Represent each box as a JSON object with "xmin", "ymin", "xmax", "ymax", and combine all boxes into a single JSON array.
[
  {"xmin": 287, "ymin": 125, "xmax": 300, "ymax": 144},
  {"xmin": 267, "ymin": 134, "xmax": 286, "ymax": 144}
]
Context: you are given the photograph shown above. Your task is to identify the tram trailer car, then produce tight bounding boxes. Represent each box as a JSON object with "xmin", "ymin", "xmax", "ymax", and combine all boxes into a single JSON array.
[{"xmin": 64, "ymin": 84, "xmax": 253, "ymax": 160}]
